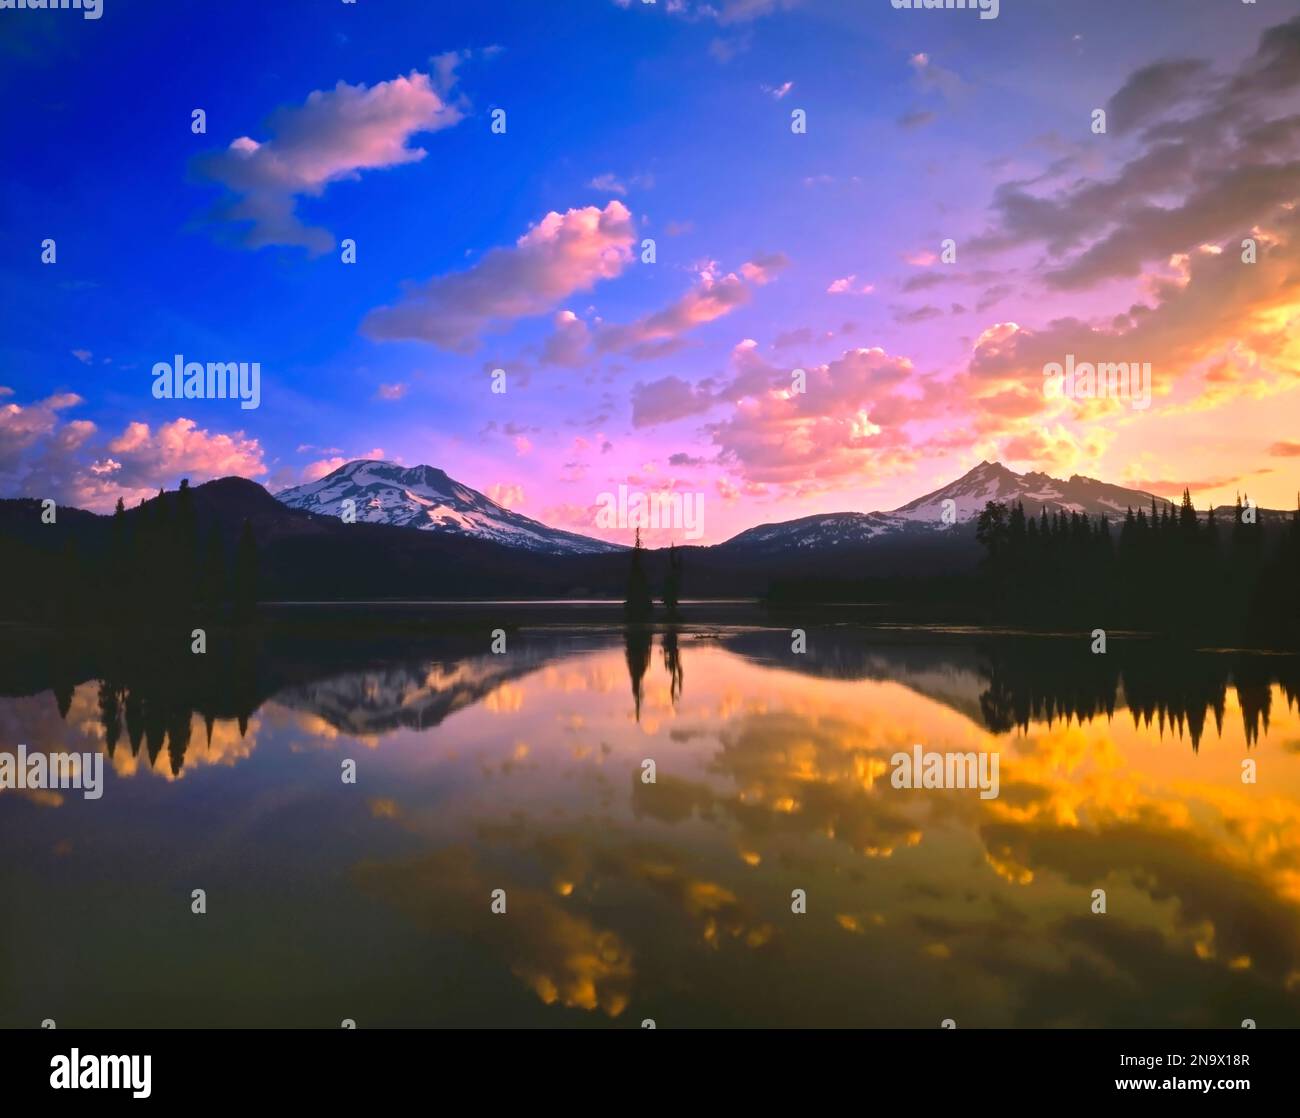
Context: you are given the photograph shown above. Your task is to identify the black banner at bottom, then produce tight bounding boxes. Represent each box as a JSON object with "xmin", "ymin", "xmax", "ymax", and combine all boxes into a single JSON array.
[{"xmin": 0, "ymin": 1027, "xmax": 1289, "ymax": 1104}]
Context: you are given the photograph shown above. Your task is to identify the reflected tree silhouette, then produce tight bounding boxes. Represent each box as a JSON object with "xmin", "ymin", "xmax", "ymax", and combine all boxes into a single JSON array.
[
  {"xmin": 624, "ymin": 627, "xmax": 653, "ymax": 722},
  {"xmin": 662, "ymin": 628, "xmax": 684, "ymax": 707}
]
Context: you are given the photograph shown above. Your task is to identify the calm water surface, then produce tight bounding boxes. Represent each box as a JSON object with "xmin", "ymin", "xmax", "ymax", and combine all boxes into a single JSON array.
[{"xmin": 2, "ymin": 618, "xmax": 1299, "ymax": 1027}]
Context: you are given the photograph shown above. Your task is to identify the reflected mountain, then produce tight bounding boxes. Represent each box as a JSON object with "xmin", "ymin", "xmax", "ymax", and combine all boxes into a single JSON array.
[
  {"xmin": 5, "ymin": 616, "xmax": 1300, "ymax": 1028},
  {"xmin": 271, "ymin": 646, "xmax": 557, "ymax": 737},
  {"xmin": 3, "ymin": 625, "xmax": 1299, "ymax": 779}
]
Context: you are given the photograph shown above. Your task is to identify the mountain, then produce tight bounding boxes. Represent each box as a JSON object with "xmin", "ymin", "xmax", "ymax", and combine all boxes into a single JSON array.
[
  {"xmin": 1, "ymin": 461, "xmax": 1289, "ymax": 609},
  {"xmin": 718, "ymin": 462, "xmax": 1189, "ymax": 555},
  {"xmin": 714, "ymin": 511, "xmax": 950, "ymax": 567},
  {"xmin": 275, "ymin": 460, "xmax": 620, "ymax": 556},
  {"xmin": 891, "ymin": 461, "xmax": 1175, "ymax": 523}
]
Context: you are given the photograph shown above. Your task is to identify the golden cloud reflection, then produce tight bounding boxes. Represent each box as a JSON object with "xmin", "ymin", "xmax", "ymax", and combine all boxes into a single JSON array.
[
  {"xmin": 5, "ymin": 631, "xmax": 1299, "ymax": 1025},
  {"xmin": 353, "ymin": 638, "xmax": 1300, "ymax": 1024}
]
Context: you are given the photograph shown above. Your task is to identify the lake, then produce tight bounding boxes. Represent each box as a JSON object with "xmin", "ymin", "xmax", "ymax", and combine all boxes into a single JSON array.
[{"xmin": 2, "ymin": 609, "xmax": 1299, "ymax": 1027}]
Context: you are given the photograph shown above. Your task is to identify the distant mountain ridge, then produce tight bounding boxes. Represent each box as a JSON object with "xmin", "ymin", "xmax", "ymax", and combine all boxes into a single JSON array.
[
  {"xmin": 889, "ymin": 460, "xmax": 1176, "ymax": 523},
  {"xmin": 275, "ymin": 460, "xmax": 621, "ymax": 556},
  {"xmin": 0, "ymin": 459, "xmax": 1293, "ymax": 608},
  {"xmin": 715, "ymin": 461, "xmax": 1199, "ymax": 555},
  {"xmin": 271, "ymin": 458, "xmax": 1286, "ymax": 559}
]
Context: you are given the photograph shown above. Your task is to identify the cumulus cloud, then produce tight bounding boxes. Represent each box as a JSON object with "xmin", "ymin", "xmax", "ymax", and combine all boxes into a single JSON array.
[
  {"xmin": 828, "ymin": 275, "xmax": 874, "ymax": 295},
  {"xmin": 363, "ymin": 201, "xmax": 637, "ymax": 350},
  {"xmin": 631, "ymin": 376, "xmax": 717, "ymax": 428},
  {"xmin": 299, "ymin": 448, "xmax": 386, "ymax": 484},
  {"xmin": 0, "ymin": 392, "xmax": 82, "ymax": 474},
  {"xmin": 1105, "ymin": 59, "xmax": 1212, "ymax": 134},
  {"xmin": 973, "ymin": 15, "xmax": 1300, "ymax": 291},
  {"xmin": 588, "ymin": 172, "xmax": 628, "ymax": 195},
  {"xmin": 668, "ymin": 452, "xmax": 708, "ymax": 467},
  {"xmin": 587, "ymin": 171, "xmax": 651, "ymax": 196},
  {"xmin": 82, "ymin": 418, "xmax": 267, "ymax": 507},
  {"xmin": 965, "ymin": 208, "xmax": 1300, "ymax": 415},
  {"xmin": 540, "ymin": 309, "xmax": 593, "ymax": 367},
  {"xmin": 740, "ymin": 252, "xmax": 789, "ymax": 285},
  {"xmin": 2, "ymin": 395, "xmax": 268, "ymax": 511},
  {"xmin": 593, "ymin": 254, "xmax": 788, "ymax": 360},
  {"xmin": 707, "ymin": 347, "xmax": 921, "ymax": 487},
  {"xmin": 194, "ymin": 70, "xmax": 463, "ymax": 253},
  {"xmin": 893, "ymin": 304, "xmax": 943, "ymax": 324},
  {"xmin": 925, "ymin": 11, "xmax": 1300, "ymax": 468},
  {"xmin": 998, "ymin": 424, "xmax": 1115, "ymax": 476},
  {"xmin": 488, "ymin": 483, "xmax": 525, "ymax": 509}
]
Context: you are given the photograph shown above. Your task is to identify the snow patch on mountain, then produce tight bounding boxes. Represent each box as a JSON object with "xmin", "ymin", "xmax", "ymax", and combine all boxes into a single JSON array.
[
  {"xmin": 718, "ymin": 462, "xmax": 1181, "ymax": 552},
  {"xmin": 891, "ymin": 461, "xmax": 1174, "ymax": 525},
  {"xmin": 276, "ymin": 460, "xmax": 622, "ymax": 555}
]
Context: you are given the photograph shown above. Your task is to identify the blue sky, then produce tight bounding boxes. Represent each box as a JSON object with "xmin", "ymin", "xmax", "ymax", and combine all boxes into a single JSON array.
[{"xmin": 1, "ymin": 0, "xmax": 1296, "ymax": 541}]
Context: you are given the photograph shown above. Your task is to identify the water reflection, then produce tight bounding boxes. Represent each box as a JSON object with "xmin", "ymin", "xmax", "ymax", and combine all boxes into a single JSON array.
[
  {"xmin": 624, "ymin": 627, "xmax": 652, "ymax": 723},
  {"xmin": 2, "ymin": 623, "xmax": 1299, "ymax": 1027}
]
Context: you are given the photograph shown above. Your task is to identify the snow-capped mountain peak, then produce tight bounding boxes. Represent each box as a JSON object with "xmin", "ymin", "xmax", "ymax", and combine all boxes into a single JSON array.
[
  {"xmin": 275, "ymin": 460, "xmax": 621, "ymax": 555},
  {"xmin": 717, "ymin": 462, "xmax": 1182, "ymax": 554},
  {"xmin": 891, "ymin": 461, "xmax": 1174, "ymax": 524}
]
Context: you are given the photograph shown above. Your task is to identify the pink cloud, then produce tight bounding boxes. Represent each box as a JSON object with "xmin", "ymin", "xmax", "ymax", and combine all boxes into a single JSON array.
[
  {"xmin": 827, "ymin": 275, "xmax": 875, "ymax": 295},
  {"xmin": 704, "ymin": 347, "xmax": 930, "ymax": 488},
  {"xmin": 588, "ymin": 172, "xmax": 627, "ymax": 195},
  {"xmin": 595, "ymin": 255, "xmax": 788, "ymax": 359},
  {"xmin": 0, "ymin": 392, "xmax": 83, "ymax": 473},
  {"xmin": 540, "ymin": 309, "xmax": 593, "ymax": 367},
  {"xmin": 632, "ymin": 376, "xmax": 716, "ymax": 428},
  {"xmin": 363, "ymin": 201, "xmax": 637, "ymax": 350},
  {"xmin": 488, "ymin": 482, "xmax": 525, "ymax": 509},
  {"xmin": 195, "ymin": 70, "xmax": 463, "ymax": 253},
  {"xmin": 36, "ymin": 417, "xmax": 271, "ymax": 510},
  {"xmin": 739, "ymin": 252, "xmax": 790, "ymax": 285},
  {"xmin": 538, "ymin": 501, "xmax": 600, "ymax": 533},
  {"xmin": 299, "ymin": 448, "xmax": 386, "ymax": 483}
]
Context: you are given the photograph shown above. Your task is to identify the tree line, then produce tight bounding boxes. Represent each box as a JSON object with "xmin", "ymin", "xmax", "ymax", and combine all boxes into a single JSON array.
[
  {"xmin": 975, "ymin": 491, "xmax": 1300, "ymax": 645},
  {"xmin": 623, "ymin": 529, "xmax": 683, "ymax": 621},
  {"xmin": 0, "ymin": 480, "xmax": 259, "ymax": 626}
]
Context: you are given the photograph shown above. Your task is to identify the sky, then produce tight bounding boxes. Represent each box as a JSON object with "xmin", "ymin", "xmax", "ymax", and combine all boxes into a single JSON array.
[{"xmin": 1, "ymin": 0, "xmax": 1298, "ymax": 545}]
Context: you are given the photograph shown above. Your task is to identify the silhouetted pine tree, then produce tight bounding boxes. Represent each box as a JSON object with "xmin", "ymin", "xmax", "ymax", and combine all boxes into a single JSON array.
[
  {"xmin": 624, "ymin": 527, "xmax": 653, "ymax": 622},
  {"xmin": 974, "ymin": 486, "xmax": 1295, "ymax": 647}
]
